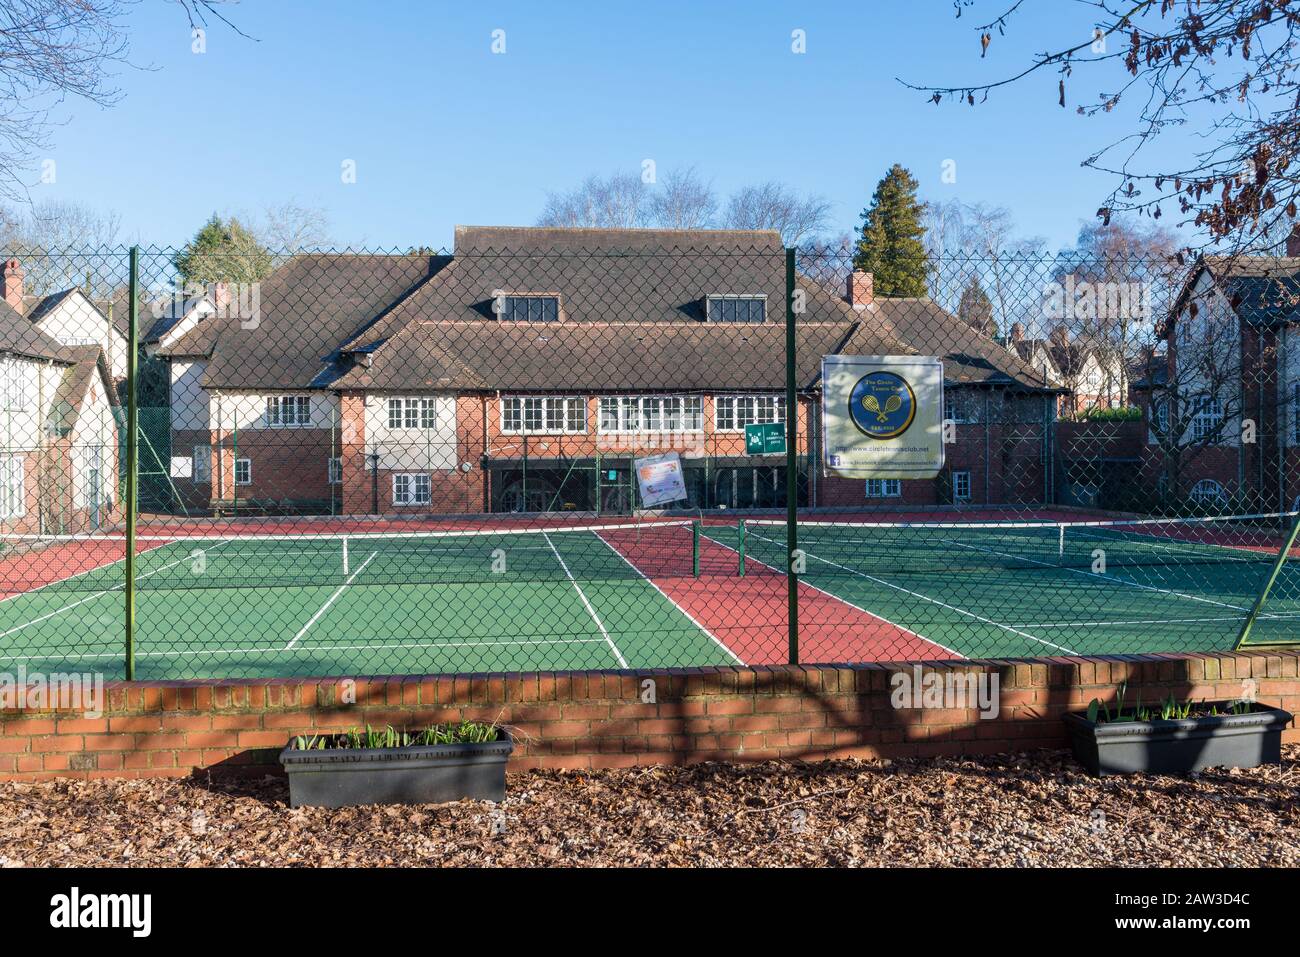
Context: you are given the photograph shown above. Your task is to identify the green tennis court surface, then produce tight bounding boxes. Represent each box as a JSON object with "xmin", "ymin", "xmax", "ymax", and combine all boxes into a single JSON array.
[{"xmin": 2, "ymin": 514, "xmax": 1298, "ymax": 679}]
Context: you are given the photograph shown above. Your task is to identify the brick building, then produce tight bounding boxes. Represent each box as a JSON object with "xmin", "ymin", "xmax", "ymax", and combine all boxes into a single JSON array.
[{"xmin": 149, "ymin": 227, "xmax": 1058, "ymax": 517}]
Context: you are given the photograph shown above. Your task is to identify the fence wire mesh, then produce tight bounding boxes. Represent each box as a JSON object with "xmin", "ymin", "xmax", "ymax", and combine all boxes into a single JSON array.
[{"xmin": 0, "ymin": 232, "xmax": 1298, "ymax": 679}]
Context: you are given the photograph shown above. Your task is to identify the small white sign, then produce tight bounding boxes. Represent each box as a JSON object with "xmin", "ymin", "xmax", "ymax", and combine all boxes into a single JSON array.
[
  {"xmin": 822, "ymin": 355, "xmax": 945, "ymax": 479},
  {"xmin": 634, "ymin": 452, "xmax": 688, "ymax": 507},
  {"xmin": 170, "ymin": 456, "xmax": 193, "ymax": 479}
]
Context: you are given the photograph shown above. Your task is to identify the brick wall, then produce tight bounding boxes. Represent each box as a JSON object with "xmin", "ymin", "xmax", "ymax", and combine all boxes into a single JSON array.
[{"xmin": 1, "ymin": 650, "xmax": 1295, "ymax": 780}]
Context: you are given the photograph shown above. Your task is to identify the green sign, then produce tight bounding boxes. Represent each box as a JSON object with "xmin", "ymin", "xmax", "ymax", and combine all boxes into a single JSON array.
[{"xmin": 745, "ymin": 422, "xmax": 786, "ymax": 455}]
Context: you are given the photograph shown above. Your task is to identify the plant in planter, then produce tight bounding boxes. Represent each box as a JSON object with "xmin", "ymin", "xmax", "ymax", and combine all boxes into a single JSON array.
[
  {"xmin": 280, "ymin": 721, "xmax": 512, "ymax": 808},
  {"xmin": 1064, "ymin": 683, "xmax": 1292, "ymax": 776}
]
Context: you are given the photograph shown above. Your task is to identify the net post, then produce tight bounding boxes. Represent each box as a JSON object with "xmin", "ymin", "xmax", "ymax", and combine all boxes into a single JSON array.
[
  {"xmin": 738, "ymin": 519, "xmax": 746, "ymax": 577},
  {"xmin": 1234, "ymin": 510, "xmax": 1300, "ymax": 649},
  {"xmin": 124, "ymin": 246, "xmax": 139, "ymax": 681},
  {"xmin": 342, "ymin": 537, "xmax": 350, "ymax": 576},
  {"xmin": 785, "ymin": 246, "xmax": 799, "ymax": 666},
  {"xmin": 692, "ymin": 521, "xmax": 700, "ymax": 578}
]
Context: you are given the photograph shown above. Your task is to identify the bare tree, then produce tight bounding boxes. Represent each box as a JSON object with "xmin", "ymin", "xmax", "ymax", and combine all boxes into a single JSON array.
[
  {"xmin": 537, "ymin": 172, "xmax": 651, "ymax": 229},
  {"xmin": 258, "ymin": 201, "xmax": 333, "ymax": 253},
  {"xmin": 0, "ymin": 199, "xmax": 123, "ymax": 296},
  {"xmin": 0, "ymin": 1, "xmax": 245, "ymax": 203},
  {"xmin": 722, "ymin": 182, "xmax": 831, "ymax": 245},
  {"xmin": 648, "ymin": 167, "xmax": 717, "ymax": 229},
  {"xmin": 903, "ymin": 1, "xmax": 1300, "ymax": 252}
]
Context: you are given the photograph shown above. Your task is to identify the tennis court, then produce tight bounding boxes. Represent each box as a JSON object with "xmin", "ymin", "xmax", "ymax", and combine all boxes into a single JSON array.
[{"xmin": 1, "ymin": 513, "xmax": 1297, "ymax": 679}]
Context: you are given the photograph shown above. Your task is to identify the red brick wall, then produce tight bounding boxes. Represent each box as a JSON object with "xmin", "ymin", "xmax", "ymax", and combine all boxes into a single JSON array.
[{"xmin": 1, "ymin": 651, "xmax": 1294, "ymax": 780}]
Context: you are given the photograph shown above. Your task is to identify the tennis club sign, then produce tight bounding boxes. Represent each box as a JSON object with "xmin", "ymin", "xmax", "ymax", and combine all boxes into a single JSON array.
[{"xmin": 821, "ymin": 355, "xmax": 944, "ymax": 479}]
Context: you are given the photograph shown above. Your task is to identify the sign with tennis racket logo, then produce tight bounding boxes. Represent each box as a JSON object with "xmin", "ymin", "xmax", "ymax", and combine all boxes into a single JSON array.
[{"xmin": 822, "ymin": 355, "xmax": 944, "ymax": 479}]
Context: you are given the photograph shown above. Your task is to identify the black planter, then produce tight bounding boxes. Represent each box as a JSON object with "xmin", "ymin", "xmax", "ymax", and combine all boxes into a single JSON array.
[
  {"xmin": 279, "ymin": 734, "xmax": 513, "ymax": 808},
  {"xmin": 1064, "ymin": 703, "xmax": 1292, "ymax": 776}
]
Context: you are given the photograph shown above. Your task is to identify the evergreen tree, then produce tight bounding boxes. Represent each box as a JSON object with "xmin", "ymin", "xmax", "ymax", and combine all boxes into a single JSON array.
[
  {"xmin": 853, "ymin": 165, "xmax": 929, "ymax": 297},
  {"xmin": 173, "ymin": 214, "xmax": 273, "ymax": 286},
  {"xmin": 957, "ymin": 275, "xmax": 996, "ymax": 337}
]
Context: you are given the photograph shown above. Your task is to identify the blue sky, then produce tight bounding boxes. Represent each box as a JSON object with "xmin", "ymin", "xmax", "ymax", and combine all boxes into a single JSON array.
[{"xmin": 34, "ymin": 0, "xmax": 1196, "ymax": 250}]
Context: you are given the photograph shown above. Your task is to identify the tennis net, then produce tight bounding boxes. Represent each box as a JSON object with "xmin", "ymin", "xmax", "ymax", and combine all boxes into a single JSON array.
[
  {"xmin": 1, "ymin": 520, "xmax": 700, "ymax": 592},
  {"xmin": 738, "ymin": 512, "xmax": 1297, "ymax": 577}
]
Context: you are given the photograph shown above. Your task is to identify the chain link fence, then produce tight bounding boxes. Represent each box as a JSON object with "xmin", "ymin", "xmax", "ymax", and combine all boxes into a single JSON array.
[{"xmin": 0, "ymin": 232, "xmax": 1297, "ymax": 679}]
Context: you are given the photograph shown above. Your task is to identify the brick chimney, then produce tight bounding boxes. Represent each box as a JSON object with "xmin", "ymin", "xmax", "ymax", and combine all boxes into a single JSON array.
[
  {"xmin": 1010, "ymin": 322, "xmax": 1025, "ymax": 343},
  {"xmin": 2, "ymin": 259, "xmax": 23, "ymax": 313},
  {"xmin": 1287, "ymin": 224, "xmax": 1300, "ymax": 258},
  {"xmin": 211, "ymin": 280, "xmax": 232, "ymax": 314},
  {"xmin": 847, "ymin": 270, "xmax": 874, "ymax": 308}
]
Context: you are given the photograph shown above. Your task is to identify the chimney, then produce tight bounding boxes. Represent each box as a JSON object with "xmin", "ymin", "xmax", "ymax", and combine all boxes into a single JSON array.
[
  {"xmin": 2, "ymin": 259, "xmax": 23, "ymax": 313},
  {"xmin": 847, "ymin": 270, "xmax": 874, "ymax": 308},
  {"xmin": 1287, "ymin": 224, "xmax": 1300, "ymax": 258},
  {"xmin": 1010, "ymin": 322, "xmax": 1025, "ymax": 343},
  {"xmin": 211, "ymin": 280, "xmax": 232, "ymax": 312}
]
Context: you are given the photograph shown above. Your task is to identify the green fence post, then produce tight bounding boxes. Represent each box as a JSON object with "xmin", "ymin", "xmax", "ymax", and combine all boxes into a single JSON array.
[
  {"xmin": 785, "ymin": 247, "xmax": 799, "ymax": 666},
  {"xmin": 125, "ymin": 246, "xmax": 139, "ymax": 680},
  {"xmin": 692, "ymin": 521, "xmax": 700, "ymax": 578},
  {"xmin": 1234, "ymin": 510, "xmax": 1300, "ymax": 649},
  {"xmin": 738, "ymin": 518, "xmax": 746, "ymax": 577}
]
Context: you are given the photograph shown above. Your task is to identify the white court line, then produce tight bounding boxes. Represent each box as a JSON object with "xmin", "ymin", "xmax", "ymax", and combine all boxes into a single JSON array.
[
  {"xmin": 0, "ymin": 636, "xmax": 609, "ymax": 664},
  {"xmin": 0, "ymin": 536, "xmax": 182, "ymax": 607},
  {"xmin": 544, "ymin": 532, "xmax": 629, "ymax": 668},
  {"xmin": 944, "ymin": 536, "xmax": 1255, "ymax": 614},
  {"xmin": 285, "ymin": 551, "xmax": 377, "ymax": 650},
  {"xmin": 1015, "ymin": 612, "xmax": 1300, "ymax": 629},
  {"xmin": 702, "ymin": 530, "xmax": 967, "ymax": 659},
  {"xmin": 743, "ymin": 530, "xmax": 1075, "ymax": 655},
  {"xmin": 0, "ymin": 538, "xmax": 237, "ymax": 641},
  {"xmin": 593, "ymin": 530, "xmax": 744, "ymax": 666}
]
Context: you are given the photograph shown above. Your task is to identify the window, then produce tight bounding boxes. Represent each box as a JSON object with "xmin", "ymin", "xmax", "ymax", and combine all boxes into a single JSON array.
[
  {"xmin": 707, "ymin": 295, "xmax": 766, "ymax": 323},
  {"xmin": 1191, "ymin": 395, "xmax": 1223, "ymax": 442},
  {"xmin": 716, "ymin": 395, "xmax": 785, "ymax": 432},
  {"xmin": 599, "ymin": 396, "xmax": 703, "ymax": 433},
  {"xmin": 498, "ymin": 295, "xmax": 559, "ymax": 323},
  {"xmin": 234, "ymin": 458, "xmax": 251, "ymax": 486},
  {"xmin": 943, "ymin": 390, "xmax": 977, "ymax": 424},
  {"xmin": 1190, "ymin": 478, "xmax": 1226, "ymax": 505},
  {"xmin": 193, "ymin": 445, "xmax": 212, "ymax": 485},
  {"xmin": 0, "ymin": 455, "xmax": 24, "ymax": 518},
  {"xmin": 1152, "ymin": 399, "xmax": 1169, "ymax": 437},
  {"xmin": 866, "ymin": 478, "xmax": 901, "ymax": 498},
  {"xmin": 328, "ymin": 457, "xmax": 342, "ymax": 485},
  {"xmin": 951, "ymin": 470, "xmax": 972, "ymax": 502},
  {"xmin": 501, "ymin": 396, "xmax": 586, "ymax": 434},
  {"xmin": 0, "ymin": 358, "xmax": 37, "ymax": 411},
  {"xmin": 393, "ymin": 473, "xmax": 431, "ymax": 505},
  {"xmin": 387, "ymin": 397, "xmax": 438, "ymax": 430},
  {"xmin": 266, "ymin": 395, "xmax": 311, "ymax": 428}
]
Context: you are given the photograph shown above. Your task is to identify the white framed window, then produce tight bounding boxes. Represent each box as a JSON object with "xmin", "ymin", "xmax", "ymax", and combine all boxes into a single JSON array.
[
  {"xmin": 193, "ymin": 445, "xmax": 212, "ymax": 485},
  {"xmin": 0, "ymin": 358, "xmax": 37, "ymax": 411},
  {"xmin": 1151, "ymin": 398, "xmax": 1169, "ymax": 437},
  {"xmin": 598, "ymin": 396, "xmax": 703, "ymax": 433},
  {"xmin": 392, "ymin": 473, "xmax": 431, "ymax": 505},
  {"xmin": 265, "ymin": 395, "xmax": 311, "ymax": 428},
  {"xmin": 707, "ymin": 295, "xmax": 766, "ymax": 323},
  {"xmin": 387, "ymin": 397, "xmax": 438, "ymax": 430},
  {"xmin": 1190, "ymin": 478, "xmax": 1226, "ymax": 505},
  {"xmin": 328, "ymin": 457, "xmax": 342, "ymax": 485},
  {"xmin": 497, "ymin": 295, "xmax": 559, "ymax": 323},
  {"xmin": 866, "ymin": 478, "xmax": 901, "ymax": 498},
  {"xmin": 234, "ymin": 458, "xmax": 252, "ymax": 486},
  {"xmin": 951, "ymin": 470, "xmax": 972, "ymax": 502},
  {"xmin": 1191, "ymin": 394, "xmax": 1223, "ymax": 442},
  {"xmin": 0, "ymin": 455, "xmax": 25, "ymax": 518},
  {"xmin": 501, "ymin": 396, "xmax": 586, "ymax": 435},
  {"xmin": 716, "ymin": 395, "xmax": 785, "ymax": 432},
  {"xmin": 943, "ymin": 390, "xmax": 977, "ymax": 424}
]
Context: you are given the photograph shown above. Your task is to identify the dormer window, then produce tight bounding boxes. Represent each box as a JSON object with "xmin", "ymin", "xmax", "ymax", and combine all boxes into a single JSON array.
[
  {"xmin": 707, "ymin": 294, "xmax": 766, "ymax": 323},
  {"xmin": 498, "ymin": 294, "xmax": 559, "ymax": 323}
]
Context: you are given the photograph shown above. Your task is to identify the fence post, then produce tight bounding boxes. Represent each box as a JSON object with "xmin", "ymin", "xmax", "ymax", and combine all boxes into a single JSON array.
[
  {"xmin": 125, "ymin": 246, "xmax": 139, "ymax": 680},
  {"xmin": 785, "ymin": 247, "xmax": 799, "ymax": 665}
]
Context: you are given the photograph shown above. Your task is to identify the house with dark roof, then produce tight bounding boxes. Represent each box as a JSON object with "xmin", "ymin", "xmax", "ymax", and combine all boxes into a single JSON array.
[
  {"xmin": 151, "ymin": 226, "xmax": 1060, "ymax": 515},
  {"xmin": 1138, "ymin": 236, "xmax": 1300, "ymax": 511},
  {"xmin": 0, "ymin": 294, "xmax": 121, "ymax": 534}
]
